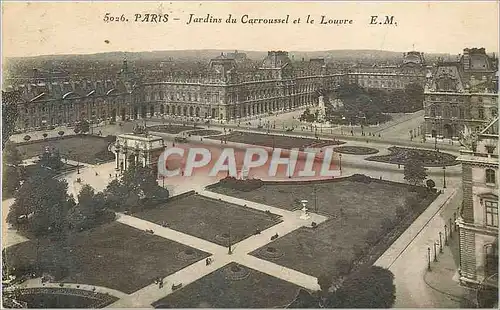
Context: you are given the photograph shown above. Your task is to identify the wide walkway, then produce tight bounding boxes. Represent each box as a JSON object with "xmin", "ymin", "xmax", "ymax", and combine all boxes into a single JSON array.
[{"xmin": 110, "ymin": 190, "xmax": 326, "ymax": 307}]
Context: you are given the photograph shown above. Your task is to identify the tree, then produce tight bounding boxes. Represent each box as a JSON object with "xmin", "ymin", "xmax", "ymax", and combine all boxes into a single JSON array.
[
  {"xmin": 23, "ymin": 135, "xmax": 31, "ymax": 142},
  {"xmin": 2, "ymin": 90, "xmax": 20, "ymax": 150},
  {"xmin": 73, "ymin": 127, "xmax": 81, "ymax": 135},
  {"xmin": 404, "ymin": 83, "xmax": 424, "ymax": 111},
  {"xmin": 66, "ymin": 185, "xmax": 114, "ymax": 232},
  {"xmin": 2, "ymin": 142, "xmax": 24, "ymax": 196},
  {"xmin": 58, "ymin": 130, "xmax": 65, "ymax": 137},
  {"xmin": 42, "ymin": 133, "xmax": 48, "ymax": 139},
  {"xmin": 7, "ymin": 169, "xmax": 74, "ymax": 237},
  {"xmin": 39, "ymin": 148, "xmax": 63, "ymax": 171},
  {"xmin": 403, "ymin": 156, "xmax": 427, "ymax": 185},
  {"xmin": 104, "ymin": 164, "xmax": 169, "ymax": 212},
  {"xmin": 426, "ymin": 179, "xmax": 436, "ymax": 190},
  {"xmin": 325, "ymin": 266, "xmax": 396, "ymax": 308},
  {"xmin": 75, "ymin": 120, "xmax": 90, "ymax": 134}
]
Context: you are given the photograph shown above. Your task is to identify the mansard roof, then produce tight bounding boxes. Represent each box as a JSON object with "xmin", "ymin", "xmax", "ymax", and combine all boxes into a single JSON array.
[
  {"xmin": 260, "ymin": 51, "xmax": 292, "ymax": 69},
  {"xmin": 428, "ymin": 62, "xmax": 466, "ymax": 92},
  {"xmin": 11, "ymin": 78, "xmax": 129, "ymax": 103}
]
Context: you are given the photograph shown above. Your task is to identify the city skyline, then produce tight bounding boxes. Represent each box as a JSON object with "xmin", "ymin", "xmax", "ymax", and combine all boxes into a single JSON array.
[{"xmin": 2, "ymin": 1, "xmax": 499, "ymax": 59}]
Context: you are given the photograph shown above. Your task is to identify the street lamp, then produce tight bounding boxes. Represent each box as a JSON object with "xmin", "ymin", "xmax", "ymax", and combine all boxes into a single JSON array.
[
  {"xmin": 442, "ymin": 166, "xmax": 446, "ymax": 188},
  {"xmin": 433, "ymin": 242, "xmax": 438, "ymax": 262},
  {"xmin": 228, "ymin": 227, "xmax": 233, "ymax": 255},
  {"xmin": 439, "ymin": 232, "xmax": 443, "ymax": 253},
  {"xmin": 444, "ymin": 225, "xmax": 449, "ymax": 245},
  {"xmin": 313, "ymin": 186, "xmax": 318, "ymax": 213},
  {"xmin": 339, "ymin": 153, "xmax": 342, "ymax": 171},
  {"xmin": 449, "ymin": 218, "xmax": 453, "ymax": 237},
  {"xmin": 427, "ymin": 247, "xmax": 432, "ymax": 271}
]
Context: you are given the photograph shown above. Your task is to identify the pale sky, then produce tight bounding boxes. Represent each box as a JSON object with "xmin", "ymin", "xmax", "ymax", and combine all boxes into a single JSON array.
[{"xmin": 2, "ymin": 1, "xmax": 499, "ymax": 58}]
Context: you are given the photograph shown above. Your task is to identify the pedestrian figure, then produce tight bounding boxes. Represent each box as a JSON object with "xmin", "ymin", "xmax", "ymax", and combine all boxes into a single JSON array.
[
  {"xmin": 109, "ymin": 173, "xmax": 112, "ymax": 178},
  {"xmin": 398, "ymin": 164, "xmax": 401, "ymax": 169},
  {"xmin": 206, "ymin": 258, "xmax": 209, "ymax": 266},
  {"xmin": 379, "ymin": 176, "xmax": 382, "ymax": 180}
]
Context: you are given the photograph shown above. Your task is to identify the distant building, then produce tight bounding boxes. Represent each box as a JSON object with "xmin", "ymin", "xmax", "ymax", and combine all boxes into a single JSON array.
[
  {"xmin": 4, "ymin": 49, "xmax": 434, "ymax": 132},
  {"xmin": 457, "ymin": 117, "xmax": 498, "ymax": 288},
  {"xmin": 350, "ymin": 51, "xmax": 428, "ymax": 90},
  {"xmin": 423, "ymin": 48, "xmax": 498, "ymax": 141}
]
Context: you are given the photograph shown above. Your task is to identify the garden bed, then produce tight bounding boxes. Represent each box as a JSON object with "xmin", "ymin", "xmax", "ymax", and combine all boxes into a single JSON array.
[{"xmin": 366, "ymin": 146, "xmax": 458, "ymax": 167}]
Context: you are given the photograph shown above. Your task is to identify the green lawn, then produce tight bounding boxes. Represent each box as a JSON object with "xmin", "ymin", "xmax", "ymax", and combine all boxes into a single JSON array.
[
  {"xmin": 210, "ymin": 176, "xmax": 437, "ymax": 277},
  {"xmin": 4, "ymin": 222, "xmax": 209, "ymax": 294},
  {"xmin": 17, "ymin": 135, "xmax": 115, "ymax": 164},
  {"xmin": 133, "ymin": 193, "xmax": 281, "ymax": 247},
  {"xmin": 152, "ymin": 262, "xmax": 301, "ymax": 308}
]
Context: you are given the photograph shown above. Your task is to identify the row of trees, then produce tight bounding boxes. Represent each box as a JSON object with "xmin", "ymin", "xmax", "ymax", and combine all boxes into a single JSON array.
[
  {"xmin": 6, "ymin": 160, "xmax": 169, "ymax": 237},
  {"xmin": 299, "ymin": 108, "xmax": 319, "ymax": 123},
  {"xmin": 289, "ymin": 265, "xmax": 396, "ymax": 308},
  {"xmin": 326, "ymin": 84, "xmax": 391, "ymax": 126},
  {"xmin": 325, "ymin": 82, "xmax": 424, "ymax": 126}
]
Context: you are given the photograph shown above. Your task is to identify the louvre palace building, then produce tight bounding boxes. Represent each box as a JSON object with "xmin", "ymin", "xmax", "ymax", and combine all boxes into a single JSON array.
[
  {"xmin": 4, "ymin": 50, "xmax": 435, "ymax": 132},
  {"xmin": 423, "ymin": 48, "xmax": 499, "ymax": 141}
]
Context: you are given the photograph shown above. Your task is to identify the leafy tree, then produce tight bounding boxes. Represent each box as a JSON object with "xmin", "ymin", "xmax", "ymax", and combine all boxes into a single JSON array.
[
  {"xmin": 58, "ymin": 130, "xmax": 65, "ymax": 137},
  {"xmin": 39, "ymin": 148, "xmax": 63, "ymax": 171},
  {"xmin": 2, "ymin": 91, "xmax": 20, "ymax": 150},
  {"xmin": 104, "ymin": 164, "xmax": 169, "ymax": 212},
  {"xmin": 23, "ymin": 135, "xmax": 31, "ymax": 142},
  {"xmin": 403, "ymin": 156, "xmax": 427, "ymax": 185},
  {"xmin": 325, "ymin": 266, "xmax": 396, "ymax": 308},
  {"xmin": 73, "ymin": 127, "xmax": 81, "ymax": 135},
  {"xmin": 75, "ymin": 120, "xmax": 90, "ymax": 134},
  {"xmin": 2, "ymin": 142, "xmax": 24, "ymax": 196},
  {"xmin": 404, "ymin": 83, "xmax": 424, "ymax": 111},
  {"xmin": 42, "ymin": 133, "xmax": 48, "ymax": 139},
  {"xmin": 66, "ymin": 185, "xmax": 114, "ymax": 232},
  {"xmin": 7, "ymin": 169, "xmax": 75, "ymax": 236},
  {"xmin": 426, "ymin": 179, "xmax": 436, "ymax": 190}
]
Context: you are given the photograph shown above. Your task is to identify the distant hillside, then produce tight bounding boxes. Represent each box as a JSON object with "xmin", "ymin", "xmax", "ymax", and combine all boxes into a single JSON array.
[{"xmin": 6, "ymin": 49, "xmax": 451, "ymax": 63}]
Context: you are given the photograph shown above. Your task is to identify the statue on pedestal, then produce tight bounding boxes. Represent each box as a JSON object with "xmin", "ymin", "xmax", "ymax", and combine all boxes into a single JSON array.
[{"xmin": 299, "ymin": 199, "xmax": 311, "ymax": 220}]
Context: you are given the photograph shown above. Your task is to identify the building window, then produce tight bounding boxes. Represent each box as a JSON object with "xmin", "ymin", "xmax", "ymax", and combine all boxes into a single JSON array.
[
  {"xmin": 459, "ymin": 107, "xmax": 465, "ymax": 119},
  {"xmin": 485, "ymin": 200, "xmax": 498, "ymax": 227},
  {"xmin": 486, "ymin": 168, "xmax": 496, "ymax": 184},
  {"xmin": 478, "ymin": 107, "xmax": 484, "ymax": 119},
  {"xmin": 491, "ymin": 107, "xmax": 498, "ymax": 118}
]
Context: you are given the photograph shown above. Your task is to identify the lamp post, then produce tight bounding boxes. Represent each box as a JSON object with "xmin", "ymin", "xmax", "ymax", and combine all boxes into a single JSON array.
[
  {"xmin": 433, "ymin": 242, "xmax": 438, "ymax": 262},
  {"xmin": 444, "ymin": 225, "xmax": 449, "ymax": 245},
  {"xmin": 339, "ymin": 153, "xmax": 342, "ymax": 171},
  {"xmin": 449, "ymin": 218, "xmax": 453, "ymax": 237},
  {"xmin": 228, "ymin": 227, "xmax": 233, "ymax": 255},
  {"xmin": 453, "ymin": 212, "xmax": 457, "ymax": 231},
  {"xmin": 313, "ymin": 186, "xmax": 317, "ymax": 213},
  {"xmin": 427, "ymin": 247, "xmax": 432, "ymax": 271},
  {"xmin": 442, "ymin": 166, "xmax": 447, "ymax": 188},
  {"xmin": 439, "ymin": 232, "xmax": 443, "ymax": 253}
]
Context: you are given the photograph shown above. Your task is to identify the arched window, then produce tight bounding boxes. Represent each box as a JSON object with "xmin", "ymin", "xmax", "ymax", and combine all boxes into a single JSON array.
[
  {"xmin": 430, "ymin": 106, "xmax": 436, "ymax": 117},
  {"xmin": 486, "ymin": 169, "xmax": 496, "ymax": 184}
]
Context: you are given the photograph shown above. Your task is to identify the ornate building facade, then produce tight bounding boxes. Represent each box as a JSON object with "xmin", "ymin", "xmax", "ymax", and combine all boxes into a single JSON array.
[
  {"xmin": 423, "ymin": 48, "xmax": 498, "ymax": 141},
  {"xmin": 457, "ymin": 117, "xmax": 498, "ymax": 289},
  {"xmin": 5, "ymin": 50, "xmax": 428, "ymax": 132}
]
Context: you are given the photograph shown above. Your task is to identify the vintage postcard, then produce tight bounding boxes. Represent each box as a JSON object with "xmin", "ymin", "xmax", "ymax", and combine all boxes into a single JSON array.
[{"xmin": 1, "ymin": 1, "xmax": 499, "ymax": 308}]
